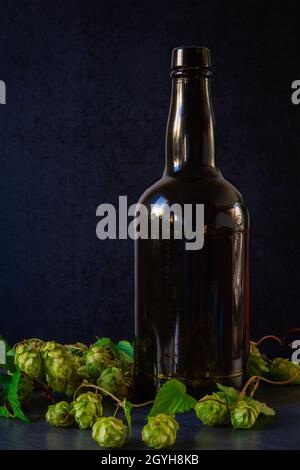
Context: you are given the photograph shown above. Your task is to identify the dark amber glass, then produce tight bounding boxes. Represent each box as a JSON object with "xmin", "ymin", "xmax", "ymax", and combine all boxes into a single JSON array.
[{"xmin": 134, "ymin": 47, "xmax": 249, "ymax": 400}]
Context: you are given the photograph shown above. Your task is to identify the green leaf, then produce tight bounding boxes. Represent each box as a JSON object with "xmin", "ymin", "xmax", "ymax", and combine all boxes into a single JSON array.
[
  {"xmin": 148, "ymin": 379, "xmax": 196, "ymax": 418},
  {"xmin": 123, "ymin": 399, "xmax": 133, "ymax": 440},
  {"xmin": 246, "ymin": 398, "xmax": 276, "ymax": 416},
  {"xmin": 116, "ymin": 341, "xmax": 134, "ymax": 362},
  {"xmin": 216, "ymin": 383, "xmax": 239, "ymax": 404},
  {"xmin": 93, "ymin": 337, "xmax": 112, "ymax": 348},
  {"xmin": 0, "ymin": 405, "xmax": 11, "ymax": 418},
  {"xmin": 7, "ymin": 369, "xmax": 30, "ymax": 423}
]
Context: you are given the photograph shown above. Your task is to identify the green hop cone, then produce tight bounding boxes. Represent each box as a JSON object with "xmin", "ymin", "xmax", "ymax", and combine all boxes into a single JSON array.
[
  {"xmin": 83, "ymin": 346, "xmax": 115, "ymax": 378},
  {"xmin": 77, "ymin": 365, "xmax": 90, "ymax": 379},
  {"xmin": 269, "ymin": 358, "xmax": 300, "ymax": 384},
  {"xmin": 65, "ymin": 354, "xmax": 85, "ymax": 395},
  {"xmin": 65, "ymin": 374, "xmax": 81, "ymax": 398},
  {"xmin": 46, "ymin": 401, "xmax": 74, "ymax": 427},
  {"xmin": 97, "ymin": 366, "xmax": 132, "ymax": 399},
  {"xmin": 195, "ymin": 393, "xmax": 229, "ymax": 427},
  {"xmin": 142, "ymin": 414, "xmax": 179, "ymax": 449},
  {"xmin": 41, "ymin": 341, "xmax": 80, "ymax": 396},
  {"xmin": 18, "ymin": 376, "xmax": 34, "ymax": 404},
  {"xmin": 26, "ymin": 339, "xmax": 43, "ymax": 350},
  {"xmin": 231, "ymin": 401, "xmax": 260, "ymax": 429},
  {"xmin": 72, "ymin": 354, "xmax": 84, "ymax": 369},
  {"xmin": 14, "ymin": 342, "xmax": 43, "ymax": 380},
  {"xmin": 249, "ymin": 343, "xmax": 269, "ymax": 377},
  {"xmin": 92, "ymin": 417, "xmax": 127, "ymax": 448},
  {"xmin": 71, "ymin": 392, "xmax": 103, "ymax": 429}
]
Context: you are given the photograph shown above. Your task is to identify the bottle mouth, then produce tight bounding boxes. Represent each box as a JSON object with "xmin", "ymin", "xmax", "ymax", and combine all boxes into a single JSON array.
[{"xmin": 171, "ymin": 46, "xmax": 212, "ymax": 77}]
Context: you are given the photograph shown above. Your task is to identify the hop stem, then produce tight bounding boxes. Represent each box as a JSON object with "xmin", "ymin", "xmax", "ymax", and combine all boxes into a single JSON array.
[
  {"xmin": 34, "ymin": 379, "xmax": 55, "ymax": 404},
  {"xmin": 253, "ymin": 335, "xmax": 282, "ymax": 347},
  {"xmin": 73, "ymin": 382, "xmax": 153, "ymax": 410},
  {"xmin": 74, "ymin": 382, "xmax": 121, "ymax": 404},
  {"xmin": 13, "ymin": 338, "xmax": 44, "ymax": 350},
  {"xmin": 239, "ymin": 370, "xmax": 300, "ymax": 401},
  {"xmin": 254, "ymin": 328, "xmax": 300, "ymax": 348},
  {"xmin": 113, "ymin": 405, "xmax": 120, "ymax": 418},
  {"xmin": 131, "ymin": 401, "xmax": 154, "ymax": 408},
  {"xmin": 65, "ymin": 343, "xmax": 88, "ymax": 352}
]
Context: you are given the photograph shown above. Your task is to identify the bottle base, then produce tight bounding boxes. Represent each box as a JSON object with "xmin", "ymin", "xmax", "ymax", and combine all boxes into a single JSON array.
[{"xmin": 134, "ymin": 372, "xmax": 245, "ymax": 401}]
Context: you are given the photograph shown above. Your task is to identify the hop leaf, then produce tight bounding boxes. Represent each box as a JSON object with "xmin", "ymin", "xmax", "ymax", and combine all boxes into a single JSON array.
[
  {"xmin": 7, "ymin": 369, "xmax": 30, "ymax": 422},
  {"xmin": 148, "ymin": 379, "xmax": 196, "ymax": 418},
  {"xmin": 92, "ymin": 417, "xmax": 127, "ymax": 448},
  {"xmin": 195, "ymin": 393, "xmax": 229, "ymax": 427},
  {"xmin": 71, "ymin": 392, "xmax": 103, "ymax": 429},
  {"xmin": 231, "ymin": 401, "xmax": 260, "ymax": 429},
  {"xmin": 46, "ymin": 401, "xmax": 74, "ymax": 427},
  {"xmin": 245, "ymin": 397, "xmax": 276, "ymax": 416},
  {"xmin": 269, "ymin": 358, "xmax": 300, "ymax": 384},
  {"xmin": 142, "ymin": 413, "xmax": 179, "ymax": 449},
  {"xmin": 114, "ymin": 340, "xmax": 134, "ymax": 374},
  {"xmin": 216, "ymin": 384, "xmax": 239, "ymax": 403},
  {"xmin": 123, "ymin": 399, "xmax": 133, "ymax": 440},
  {"xmin": 0, "ymin": 406, "xmax": 11, "ymax": 418}
]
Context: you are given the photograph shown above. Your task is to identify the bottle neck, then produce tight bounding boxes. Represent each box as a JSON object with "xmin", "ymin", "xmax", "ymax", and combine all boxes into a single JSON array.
[{"xmin": 164, "ymin": 74, "xmax": 217, "ymax": 177}]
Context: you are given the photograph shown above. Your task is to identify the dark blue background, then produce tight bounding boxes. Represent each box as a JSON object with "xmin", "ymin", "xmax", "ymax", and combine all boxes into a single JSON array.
[{"xmin": 0, "ymin": 0, "xmax": 299, "ymax": 346}]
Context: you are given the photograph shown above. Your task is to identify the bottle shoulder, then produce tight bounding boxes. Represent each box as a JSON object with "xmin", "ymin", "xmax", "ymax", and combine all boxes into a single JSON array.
[{"xmin": 138, "ymin": 170, "xmax": 249, "ymax": 230}]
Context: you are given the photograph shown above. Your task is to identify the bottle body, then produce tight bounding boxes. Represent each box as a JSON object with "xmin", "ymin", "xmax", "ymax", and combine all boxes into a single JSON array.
[{"xmin": 134, "ymin": 47, "xmax": 249, "ymax": 399}]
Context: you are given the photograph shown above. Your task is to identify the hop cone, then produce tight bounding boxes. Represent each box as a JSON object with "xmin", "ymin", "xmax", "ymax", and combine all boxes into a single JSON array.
[
  {"xmin": 249, "ymin": 343, "xmax": 269, "ymax": 377},
  {"xmin": 41, "ymin": 341, "xmax": 80, "ymax": 396},
  {"xmin": 92, "ymin": 417, "xmax": 127, "ymax": 448},
  {"xmin": 82, "ymin": 346, "xmax": 115, "ymax": 378},
  {"xmin": 46, "ymin": 401, "xmax": 74, "ymax": 427},
  {"xmin": 142, "ymin": 414, "xmax": 179, "ymax": 449},
  {"xmin": 71, "ymin": 392, "xmax": 103, "ymax": 429},
  {"xmin": 14, "ymin": 342, "xmax": 43, "ymax": 380},
  {"xmin": 97, "ymin": 366, "xmax": 132, "ymax": 398},
  {"xmin": 231, "ymin": 401, "xmax": 260, "ymax": 429},
  {"xmin": 72, "ymin": 354, "xmax": 84, "ymax": 369},
  {"xmin": 18, "ymin": 376, "xmax": 34, "ymax": 404},
  {"xmin": 195, "ymin": 393, "xmax": 229, "ymax": 427},
  {"xmin": 269, "ymin": 358, "xmax": 300, "ymax": 384}
]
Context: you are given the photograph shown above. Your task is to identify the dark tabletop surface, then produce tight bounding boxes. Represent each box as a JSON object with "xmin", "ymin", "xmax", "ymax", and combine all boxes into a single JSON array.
[{"xmin": 0, "ymin": 386, "xmax": 299, "ymax": 450}]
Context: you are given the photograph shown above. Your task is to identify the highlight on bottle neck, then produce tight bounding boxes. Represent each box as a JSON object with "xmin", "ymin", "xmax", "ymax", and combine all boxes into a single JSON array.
[
  {"xmin": 171, "ymin": 46, "xmax": 212, "ymax": 78},
  {"xmin": 165, "ymin": 46, "xmax": 216, "ymax": 176}
]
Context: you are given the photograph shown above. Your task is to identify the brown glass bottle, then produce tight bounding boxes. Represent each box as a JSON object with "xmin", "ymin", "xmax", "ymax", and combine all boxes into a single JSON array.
[{"xmin": 134, "ymin": 47, "xmax": 249, "ymax": 400}]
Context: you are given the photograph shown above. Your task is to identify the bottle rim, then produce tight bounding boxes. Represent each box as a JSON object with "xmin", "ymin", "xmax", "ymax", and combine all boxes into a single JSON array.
[{"xmin": 171, "ymin": 46, "xmax": 212, "ymax": 76}]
